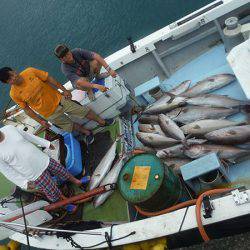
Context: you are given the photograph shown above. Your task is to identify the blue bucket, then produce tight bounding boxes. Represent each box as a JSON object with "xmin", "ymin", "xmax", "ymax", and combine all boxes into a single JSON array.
[{"xmin": 63, "ymin": 132, "xmax": 83, "ymax": 176}]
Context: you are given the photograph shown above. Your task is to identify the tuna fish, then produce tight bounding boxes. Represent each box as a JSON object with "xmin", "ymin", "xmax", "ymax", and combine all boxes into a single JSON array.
[
  {"xmin": 156, "ymin": 139, "xmax": 207, "ymax": 159},
  {"xmin": 143, "ymin": 96, "xmax": 186, "ymax": 115},
  {"xmin": 157, "ymin": 144, "xmax": 186, "ymax": 159},
  {"xmin": 172, "ymin": 107, "xmax": 239, "ymax": 124},
  {"xmin": 136, "ymin": 132, "xmax": 179, "ymax": 147},
  {"xmin": 181, "ymin": 74, "xmax": 235, "ymax": 97},
  {"xmin": 93, "ymin": 157, "xmax": 124, "ymax": 208},
  {"xmin": 169, "ymin": 80, "xmax": 191, "ymax": 95},
  {"xmin": 89, "ymin": 139, "xmax": 118, "ymax": 190},
  {"xmin": 138, "ymin": 115, "xmax": 159, "ymax": 124},
  {"xmin": 181, "ymin": 119, "xmax": 246, "ymax": 136},
  {"xmin": 186, "ymin": 94, "xmax": 246, "ymax": 108},
  {"xmin": 163, "ymin": 158, "xmax": 191, "ymax": 174},
  {"xmin": 138, "ymin": 124, "xmax": 165, "ymax": 135},
  {"xmin": 184, "ymin": 144, "xmax": 250, "ymax": 161},
  {"xmin": 205, "ymin": 125, "xmax": 250, "ymax": 144},
  {"xmin": 158, "ymin": 114, "xmax": 185, "ymax": 140}
]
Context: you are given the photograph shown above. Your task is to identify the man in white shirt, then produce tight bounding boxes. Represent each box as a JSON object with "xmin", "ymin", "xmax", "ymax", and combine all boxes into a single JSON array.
[{"xmin": 0, "ymin": 125, "xmax": 83, "ymax": 208}]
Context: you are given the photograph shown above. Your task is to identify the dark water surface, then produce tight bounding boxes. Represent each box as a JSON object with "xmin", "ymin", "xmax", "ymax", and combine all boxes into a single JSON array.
[{"xmin": 0, "ymin": 0, "xmax": 213, "ymax": 117}]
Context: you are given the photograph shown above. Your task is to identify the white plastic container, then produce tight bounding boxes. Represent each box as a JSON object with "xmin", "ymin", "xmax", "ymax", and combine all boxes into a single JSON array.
[{"xmin": 70, "ymin": 75, "xmax": 130, "ymax": 129}]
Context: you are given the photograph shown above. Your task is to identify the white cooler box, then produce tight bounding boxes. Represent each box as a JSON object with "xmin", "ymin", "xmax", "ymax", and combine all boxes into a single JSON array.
[{"xmin": 65, "ymin": 75, "xmax": 130, "ymax": 129}]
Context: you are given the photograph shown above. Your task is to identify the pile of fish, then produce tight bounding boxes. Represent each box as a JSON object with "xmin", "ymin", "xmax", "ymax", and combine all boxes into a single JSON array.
[
  {"xmin": 136, "ymin": 74, "xmax": 250, "ymax": 174},
  {"xmin": 89, "ymin": 137, "xmax": 124, "ymax": 208}
]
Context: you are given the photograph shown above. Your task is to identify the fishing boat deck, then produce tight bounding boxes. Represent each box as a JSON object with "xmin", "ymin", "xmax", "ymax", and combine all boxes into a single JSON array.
[
  {"xmin": 78, "ymin": 122, "xmax": 130, "ymax": 222},
  {"xmin": 133, "ymin": 43, "xmax": 250, "ymax": 187}
]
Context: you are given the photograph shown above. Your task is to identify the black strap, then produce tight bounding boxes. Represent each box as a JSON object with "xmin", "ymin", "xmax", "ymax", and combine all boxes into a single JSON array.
[{"xmin": 64, "ymin": 225, "xmax": 136, "ymax": 249}]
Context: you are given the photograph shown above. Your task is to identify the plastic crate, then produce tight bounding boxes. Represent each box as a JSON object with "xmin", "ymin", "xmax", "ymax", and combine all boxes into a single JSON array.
[{"xmin": 62, "ymin": 132, "xmax": 83, "ymax": 176}]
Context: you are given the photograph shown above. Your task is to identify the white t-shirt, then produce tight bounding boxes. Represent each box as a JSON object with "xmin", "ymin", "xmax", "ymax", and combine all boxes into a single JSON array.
[{"xmin": 0, "ymin": 125, "xmax": 51, "ymax": 189}]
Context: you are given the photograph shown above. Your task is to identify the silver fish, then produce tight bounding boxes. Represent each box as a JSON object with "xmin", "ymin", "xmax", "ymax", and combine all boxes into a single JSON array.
[
  {"xmin": 136, "ymin": 132, "xmax": 179, "ymax": 147},
  {"xmin": 143, "ymin": 96, "xmax": 186, "ymax": 115},
  {"xmin": 173, "ymin": 107, "xmax": 239, "ymax": 124},
  {"xmin": 158, "ymin": 114, "xmax": 185, "ymax": 140},
  {"xmin": 156, "ymin": 139, "xmax": 207, "ymax": 158},
  {"xmin": 138, "ymin": 115, "xmax": 158, "ymax": 124},
  {"xmin": 89, "ymin": 139, "xmax": 117, "ymax": 190},
  {"xmin": 181, "ymin": 74, "xmax": 235, "ymax": 97},
  {"xmin": 157, "ymin": 144, "xmax": 186, "ymax": 159},
  {"xmin": 138, "ymin": 124, "xmax": 165, "ymax": 135},
  {"xmin": 93, "ymin": 157, "xmax": 124, "ymax": 208},
  {"xmin": 181, "ymin": 119, "xmax": 246, "ymax": 136},
  {"xmin": 205, "ymin": 125, "xmax": 250, "ymax": 144},
  {"xmin": 169, "ymin": 80, "xmax": 191, "ymax": 95},
  {"xmin": 184, "ymin": 144, "xmax": 249, "ymax": 161},
  {"xmin": 186, "ymin": 94, "xmax": 245, "ymax": 108},
  {"xmin": 163, "ymin": 158, "xmax": 191, "ymax": 174}
]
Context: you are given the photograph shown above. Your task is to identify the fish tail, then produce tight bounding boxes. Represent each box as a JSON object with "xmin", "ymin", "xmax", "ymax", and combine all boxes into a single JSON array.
[
  {"xmin": 181, "ymin": 138, "xmax": 190, "ymax": 149},
  {"xmin": 163, "ymin": 91, "xmax": 176, "ymax": 103}
]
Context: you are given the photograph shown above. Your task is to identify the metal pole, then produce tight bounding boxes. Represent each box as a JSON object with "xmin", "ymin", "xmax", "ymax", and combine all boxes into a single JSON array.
[{"xmin": 0, "ymin": 221, "xmax": 103, "ymax": 236}]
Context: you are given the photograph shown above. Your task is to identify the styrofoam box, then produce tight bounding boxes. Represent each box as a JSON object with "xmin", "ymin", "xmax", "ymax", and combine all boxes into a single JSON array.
[{"xmin": 69, "ymin": 75, "xmax": 130, "ymax": 129}]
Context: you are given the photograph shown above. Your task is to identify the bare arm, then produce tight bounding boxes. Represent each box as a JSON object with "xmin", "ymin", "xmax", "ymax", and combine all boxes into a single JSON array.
[
  {"xmin": 93, "ymin": 53, "xmax": 117, "ymax": 78},
  {"xmin": 23, "ymin": 105, "xmax": 50, "ymax": 128},
  {"xmin": 47, "ymin": 75, "xmax": 72, "ymax": 99},
  {"xmin": 93, "ymin": 53, "xmax": 109, "ymax": 69},
  {"xmin": 76, "ymin": 78, "xmax": 108, "ymax": 92}
]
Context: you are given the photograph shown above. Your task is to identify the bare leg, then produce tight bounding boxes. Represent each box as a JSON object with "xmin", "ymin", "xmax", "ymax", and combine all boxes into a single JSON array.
[
  {"xmin": 73, "ymin": 123, "xmax": 91, "ymax": 135},
  {"xmin": 85, "ymin": 110, "xmax": 105, "ymax": 126},
  {"xmin": 60, "ymin": 194, "xmax": 67, "ymax": 200},
  {"xmin": 90, "ymin": 60, "xmax": 110, "ymax": 79},
  {"xmin": 67, "ymin": 174, "xmax": 82, "ymax": 187},
  {"xmin": 87, "ymin": 89, "xmax": 95, "ymax": 101}
]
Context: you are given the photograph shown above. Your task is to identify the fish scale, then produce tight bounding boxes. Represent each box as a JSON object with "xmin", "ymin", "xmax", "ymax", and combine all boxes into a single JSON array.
[
  {"xmin": 205, "ymin": 125, "xmax": 250, "ymax": 144},
  {"xmin": 181, "ymin": 74, "xmax": 235, "ymax": 97}
]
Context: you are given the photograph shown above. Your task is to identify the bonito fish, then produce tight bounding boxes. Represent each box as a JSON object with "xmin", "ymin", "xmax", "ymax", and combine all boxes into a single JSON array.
[
  {"xmin": 138, "ymin": 124, "xmax": 165, "ymax": 135},
  {"xmin": 156, "ymin": 139, "xmax": 207, "ymax": 158},
  {"xmin": 136, "ymin": 132, "xmax": 179, "ymax": 147},
  {"xmin": 138, "ymin": 115, "xmax": 159, "ymax": 124},
  {"xmin": 186, "ymin": 94, "xmax": 246, "ymax": 108},
  {"xmin": 93, "ymin": 157, "xmax": 124, "ymax": 208},
  {"xmin": 173, "ymin": 107, "xmax": 239, "ymax": 124},
  {"xmin": 143, "ymin": 96, "xmax": 186, "ymax": 115},
  {"xmin": 181, "ymin": 74, "xmax": 235, "ymax": 97},
  {"xmin": 169, "ymin": 80, "xmax": 191, "ymax": 95},
  {"xmin": 184, "ymin": 144, "xmax": 249, "ymax": 161},
  {"xmin": 157, "ymin": 144, "xmax": 186, "ymax": 159},
  {"xmin": 89, "ymin": 139, "xmax": 118, "ymax": 190},
  {"xmin": 205, "ymin": 125, "xmax": 250, "ymax": 144},
  {"xmin": 181, "ymin": 119, "xmax": 245, "ymax": 136},
  {"xmin": 158, "ymin": 114, "xmax": 185, "ymax": 140}
]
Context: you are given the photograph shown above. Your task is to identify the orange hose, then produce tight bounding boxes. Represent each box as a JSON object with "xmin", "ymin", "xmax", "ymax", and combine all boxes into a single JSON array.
[
  {"xmin": 135, "ymin": 199, "xmax": 197, "ymax": 217},
  {"xmin": 135, "ymin": 188, "xmax": 233, "ymax": 243},
  {"xmin": 132, "ymin": 149, "xmax": 146, "ymax": 155},
  {"xmin": 195, "ymin": 188, "xmax": 233, "ymax": 242},
  {"xmin": 132, "ymin": 150, "xmax": 233, "ymax": 242}
]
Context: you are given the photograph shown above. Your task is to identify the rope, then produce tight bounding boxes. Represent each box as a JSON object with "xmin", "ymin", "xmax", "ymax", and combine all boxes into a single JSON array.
[
  {"xmin": 65, "ymin": 225, "xmax": 136, "ymax": 249},
  {"xmin": 178, "ymin": 207, "xmax": 189, "ymax": 232},
  {"xmin": 19, "ymin": 194, "xmax": 31, "ymax": 250}
]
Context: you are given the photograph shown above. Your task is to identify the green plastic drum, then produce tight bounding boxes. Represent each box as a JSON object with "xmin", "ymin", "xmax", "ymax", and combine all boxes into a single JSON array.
[{"xmin": 118, "ymin": 153, "xmax": 183, "ymax": 212}]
